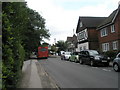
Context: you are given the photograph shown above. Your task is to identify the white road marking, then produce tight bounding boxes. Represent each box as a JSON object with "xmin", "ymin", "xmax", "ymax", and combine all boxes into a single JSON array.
[
  {"xmin": 102, "ymin": 69, "xmax": 111, "ymax": 72},
  {"xmin": 91, "ymin": 67, "xmax": 112, "ymax": 72},
  {"xmin": 78, "ymin": 63, "xmax": 113, "ymax": 72}
]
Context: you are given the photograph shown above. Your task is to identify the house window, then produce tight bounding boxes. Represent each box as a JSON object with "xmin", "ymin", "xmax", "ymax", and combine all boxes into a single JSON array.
[
  {"xmin": 101, "ymin": 28, "xmax": 108, "ymax": 37},
  {"xmin": 79, "ymin": 33, "xmax": 82, "ymax": 39},
  {"xmin": 80, "ymin": 22, "xmax": 83, "ymax": 27},
  {"xmin": 77, "ymin": 33, "xmax": 80, "ymax": 40},
  {"xmin": 80, "ymin": 47, "xmax": 82, "ymax": 51},
  {"xmin": 78, "ymin": 29, "xmax": 88, "ymax": 41},
  {"xmin": 113, "ymin": 41, "xmax": 118, "ymax": 50},
  {"xmin": 111, "ymin": 25, "xmax": 115, "ymax": 33},
  {"xmin": 83, "ymin": 46, "xmax": 86, "ymax": 50},
  {"xmin": 102, "ymin": 43, "xmax": 109, "ymax": 52}
]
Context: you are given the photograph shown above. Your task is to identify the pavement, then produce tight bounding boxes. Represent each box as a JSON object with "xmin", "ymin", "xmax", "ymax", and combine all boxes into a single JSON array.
[{"xmin": 19, "ymin": 59, "xmax": 60, "ymax": 89}]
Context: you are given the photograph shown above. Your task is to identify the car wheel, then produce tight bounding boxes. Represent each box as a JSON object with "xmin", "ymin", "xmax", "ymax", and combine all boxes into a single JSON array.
[
  {"xmin": 68, "ymin": 57, "xmax": 70, "ymax": 61},
  {"xmin": 90, "ymin": 60, "xmax": 94, "ymax": 66},
  {"xmin": 75, "ymin": 58, "xmax": 77, "ymax": 63},
  {"xmin": 69, "ymin": 58, "xmax": 71, "ymax": 62},
  {"xmin": 113, "ymin": 63, "xmax": 120, "ymax": 72},
  {"xmin": 79, "ymin": 59, "xmax": 83, "ymax": 64},
  {"xmin": 63, "ymin": 56, "xmax": 65, "ymax": 60}
]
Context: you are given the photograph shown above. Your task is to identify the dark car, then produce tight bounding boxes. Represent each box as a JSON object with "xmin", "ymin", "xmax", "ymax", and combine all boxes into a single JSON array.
[
  {"xmin": 113, "ymin": 52, "xmax": 120, "ymax": 72},
  {"xmin": 79, "ymin": 50, "xmax": 110, "ymax": 66}
]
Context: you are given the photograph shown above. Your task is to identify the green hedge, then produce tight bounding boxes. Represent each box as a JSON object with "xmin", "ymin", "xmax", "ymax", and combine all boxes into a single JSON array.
[
  {"xmin": 103, "ymin": 51, "xmax": 118, "ymax": 61},
  {"xmin": 2, "ymin": 2, "xmax": 50, "ymax": 89},
  {"xmin": 2, "ymin": 44, "xmax": 25, "ymax": 88}
]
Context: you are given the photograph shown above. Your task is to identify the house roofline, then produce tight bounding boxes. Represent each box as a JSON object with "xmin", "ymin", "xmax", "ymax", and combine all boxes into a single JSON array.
[
  {"xmin": 97, "ymin": 4, "xmax": 120, "ymax": 30},
  {"xmin": 112, "ymin": 8, "xmax": 119, "ymax": 23},
  {"xmin": 97, "ymin": 22, "xmax": 113, "ymax": 30}
]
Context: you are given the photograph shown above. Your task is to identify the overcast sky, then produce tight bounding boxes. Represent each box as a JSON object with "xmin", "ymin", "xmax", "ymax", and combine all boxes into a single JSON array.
[{"xmin": 25, "ymin": 0, "xmax": 120, "ymax": 45}]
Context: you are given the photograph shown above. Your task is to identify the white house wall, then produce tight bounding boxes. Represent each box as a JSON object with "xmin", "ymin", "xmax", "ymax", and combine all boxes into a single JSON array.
[{"xmin": 76, "ymin": 42, "xmax": 89, "ymax": 52}]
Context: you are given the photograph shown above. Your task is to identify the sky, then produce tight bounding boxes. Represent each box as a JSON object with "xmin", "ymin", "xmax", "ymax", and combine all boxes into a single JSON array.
[{"xmin": 25, "ymin": 0, "xmax": 120, "ymax": 45}]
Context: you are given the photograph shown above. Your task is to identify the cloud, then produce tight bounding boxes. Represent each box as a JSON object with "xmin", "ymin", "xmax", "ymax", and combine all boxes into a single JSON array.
[{"xmin": 25, "ymin": 0, "xmax": 120, "ymax": 44}]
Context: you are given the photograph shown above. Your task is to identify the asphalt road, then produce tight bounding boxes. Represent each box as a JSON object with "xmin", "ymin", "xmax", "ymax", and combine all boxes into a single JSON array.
[{"xmin": 38, "ymin": 57, "xmax": 119, "ymax": 88}]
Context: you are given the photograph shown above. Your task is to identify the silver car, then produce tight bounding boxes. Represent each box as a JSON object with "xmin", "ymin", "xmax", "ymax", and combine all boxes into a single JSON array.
[
  {"xmin": 113, "ymin": 52, "xmax": 120, "ymax": 72},
  {"xmin": 61, "ymin": 52, "xmax": 71, "ymax": 60}
]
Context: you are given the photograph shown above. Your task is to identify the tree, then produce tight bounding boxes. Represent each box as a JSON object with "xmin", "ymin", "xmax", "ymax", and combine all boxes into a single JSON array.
[
  {"xmin": 2, "ymin": 2, "xmax": 27, "ymax": 88},
  {"xmin": 56, "ymin": 40, "xmax": 69, "ymax": 53},
  {"xmin": 23, "ymin": 8, "xmax": 50, "ymax": 57},
  {"xmin": 2, "ymin": 2, "xmax": 50, "ymax": 88},
  {"xmin": 50, "ymin": 44, "xmax": 57, "ymax": 52}
]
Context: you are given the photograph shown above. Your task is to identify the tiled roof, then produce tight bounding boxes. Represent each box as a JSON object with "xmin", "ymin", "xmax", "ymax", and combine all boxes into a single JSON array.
[
  {"xmin": 81, "ymin": 17, "xmax": 106, "ymax": 27},
  {"xmin": 97, "ymin": 9, "xmax": 118, "ymax": 29},
  {"xmin": 98, "ymin": 4, "xmax": 120, "ymax": 29},
  {"xmin": 72, "ymin": 34, "xmax": 77, "ymax": 44},
  {"xmin": 76, "ymin": 17, "xmax": 106, "ymax": 33},
  {"xmin": 67, "ymin": 37, "xmax": 73, "ymax": 42}
]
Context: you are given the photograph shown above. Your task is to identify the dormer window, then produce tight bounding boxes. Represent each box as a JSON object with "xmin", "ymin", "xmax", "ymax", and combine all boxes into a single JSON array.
[{"xmin": 80, "ymin": 22, "xmax": 83, "ymax": 27}]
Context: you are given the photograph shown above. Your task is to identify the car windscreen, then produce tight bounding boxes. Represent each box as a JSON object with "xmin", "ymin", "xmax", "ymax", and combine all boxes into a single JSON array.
[{"xmin": 89, "ymin": 50, "xmax": 99, "ymax": 56}]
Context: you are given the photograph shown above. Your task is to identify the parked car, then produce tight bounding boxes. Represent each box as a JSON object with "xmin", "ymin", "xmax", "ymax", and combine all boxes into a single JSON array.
[
  {"xmin": 61, "ymin": 52, "xmax": 71, "ymax": 60},
  {"xmin": 60, "ymin": 51, "xmax": 65, "ymax": 56},
  {"xmin": 69, "ymin": 52, "xmax": 80, "ymax": 62},
  {"xmin": 113, "ymin": 52, "xmax": 120, "ymax": 72},
  {"xmin": 79, "ymin": 50, "xmax": 110, "ymax": 66}
]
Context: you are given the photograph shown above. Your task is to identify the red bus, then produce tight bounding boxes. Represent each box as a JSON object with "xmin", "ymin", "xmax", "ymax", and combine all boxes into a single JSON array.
[{"xmin": 37, "ymin": 46, "xmax": 48, "ymax": 59}]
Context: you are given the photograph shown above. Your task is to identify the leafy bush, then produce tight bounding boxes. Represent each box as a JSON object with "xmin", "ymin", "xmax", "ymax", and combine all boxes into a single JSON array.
[
  {"xmin": 2, "ymin": 2, "xmax": 50, "ymax": 89},
  {"xmin": 2, "ymin": 45, "xmax": 15, "ymax": 88},
  {"xmin": 103, "ymin": 51, "xmax": 117, "ymax": 61},
  {"xmin": 2, "ymin": 42, "xmax": 25, "ymax": 89}
]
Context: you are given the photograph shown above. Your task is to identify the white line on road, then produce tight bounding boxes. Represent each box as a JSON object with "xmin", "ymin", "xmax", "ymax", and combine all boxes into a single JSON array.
[
  {"xmin": 79, "ymin": 64, "xmax": 113, "ymax": 72},
  {"xmin": 91, "ymin": 67, "xmax": 112, "ymax": 72},
  {"xmin": 102, "ymin": 69, "xmax": 111, "ymax": 72}
]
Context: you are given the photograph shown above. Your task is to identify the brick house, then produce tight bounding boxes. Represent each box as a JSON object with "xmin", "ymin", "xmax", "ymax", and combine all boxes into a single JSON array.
[
  {"xmin": 67, "ymin": 34, "xmax": 77, "ymax": 52},
  {"xmin": 97, "ymin": 5, "xmax": 120, "ymax": 53},
  {"xmin": 76, "ymin": 17, "xmax": 106, "ymax": 52},
  {"xmin": 67, "ymin": 36, "xmax": 73, "ymax": 52}
]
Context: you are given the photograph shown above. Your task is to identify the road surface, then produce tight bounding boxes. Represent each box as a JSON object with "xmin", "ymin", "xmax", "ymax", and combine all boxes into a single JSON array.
[{"xmin": 38, "ymin": 57, "xmax": 119, "ymax": 88}]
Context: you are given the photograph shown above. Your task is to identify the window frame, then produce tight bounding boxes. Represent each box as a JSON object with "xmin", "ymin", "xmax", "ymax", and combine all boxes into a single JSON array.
[
  {"xmin": 111, "ymin": 24, "xmax": 115, "ymax": 33},
  {"xmin": 102, "ymin": 43, "xmax": 109, "ymax": 52},
  {"xmin": 112, "ymin": 41, "xmax": 118, "ymax": 50},
  {"xmin": 100, "ymin": 28, "xmax": 108, "ymax": 37},
  {"xmin": 77, "ymin": 29, "xmax": 88, "ymax": 41},
  {"xmin": 80, "ymin": 22, "xmax": 83, "ymax": 27}
]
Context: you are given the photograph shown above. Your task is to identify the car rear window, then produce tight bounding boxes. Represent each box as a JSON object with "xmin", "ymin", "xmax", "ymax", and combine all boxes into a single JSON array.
[
  {"xmin": 65, "ymin": 52, "xmax": 71, "ymax": 55},
  {"xmin": 40, "ymin": 48, "xmax": 47, "ymax": 51}
]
